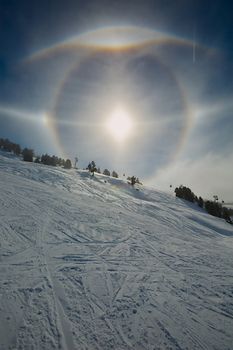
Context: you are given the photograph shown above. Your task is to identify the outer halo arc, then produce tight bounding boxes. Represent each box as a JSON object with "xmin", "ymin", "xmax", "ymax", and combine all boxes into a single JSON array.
[{"xmin": 24, "ymin": 26, "xmax": 210, "ymax": 63}]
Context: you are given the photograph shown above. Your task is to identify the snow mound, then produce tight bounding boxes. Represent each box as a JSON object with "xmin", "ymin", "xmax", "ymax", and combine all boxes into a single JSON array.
[{"xmin": 0, "ymin": 153, "xmax": 233, "ymax": 350}]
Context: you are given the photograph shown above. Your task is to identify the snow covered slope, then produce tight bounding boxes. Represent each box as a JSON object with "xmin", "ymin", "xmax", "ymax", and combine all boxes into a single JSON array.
[{"xmin": 0, "ymin": 152, "xmax": 233, "ymax": 350}]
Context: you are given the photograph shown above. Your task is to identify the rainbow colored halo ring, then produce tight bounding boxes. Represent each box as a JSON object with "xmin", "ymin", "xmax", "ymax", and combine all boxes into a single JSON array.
[{"xmin": 25, "ymin": 26, "xmax": 208, "ymax": 172}]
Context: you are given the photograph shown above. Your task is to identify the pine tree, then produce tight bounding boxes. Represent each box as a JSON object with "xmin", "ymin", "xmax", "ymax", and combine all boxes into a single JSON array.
[
  {"xmin": 174, "ymin": 185, "xmax": 195, "ymax": 202},
  {"xmin": 22, "ymin": 148, "xmax": 34, "ymax": 162},
  {"xmin": 64, "ymin": 159, "xmax": 72, "ymax": 169},
  {"xmin": 87, "ymin": 161, "xmax": 97, "ymax": 175},
  {"xmin": 198, "ymin": 196, "xmax": 204, "ymax": 208},
  {"xmin": 222, "ymin": 207, "xmax": 231, "ymax": 223},
  {"xmin": 112, "ymin": 170, "xmax": 118, "ymax": 178},
  {"xmin": 103, "ymin": 169, "xmax": 110, "ymax": 176},
  {"xmin": 131, "ymin": 176, "xmax": 136, "ymax": 186}
]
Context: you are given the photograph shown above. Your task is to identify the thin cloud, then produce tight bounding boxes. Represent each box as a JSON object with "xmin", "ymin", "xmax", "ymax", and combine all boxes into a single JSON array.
[{"xmin": 149, "ymin": 152, "xmax": 233, "ymax": 202}]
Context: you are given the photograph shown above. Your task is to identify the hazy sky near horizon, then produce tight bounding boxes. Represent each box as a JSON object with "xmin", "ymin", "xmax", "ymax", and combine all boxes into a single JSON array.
[{"xmin": 0, "ymin": 0, "xmax": 233, "ymax": 200}]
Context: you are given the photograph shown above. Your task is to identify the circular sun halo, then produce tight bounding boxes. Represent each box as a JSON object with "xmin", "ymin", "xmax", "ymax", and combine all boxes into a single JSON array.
[{"xmin": 106, "ymin": 107, "xmax": 133, "ymax": 142}]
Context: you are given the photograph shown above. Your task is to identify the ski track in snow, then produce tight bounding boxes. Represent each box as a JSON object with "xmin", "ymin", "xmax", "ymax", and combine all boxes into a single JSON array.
[{"xmin": 0, "ymin": 153, "xmax": 233, "ymax": 350}]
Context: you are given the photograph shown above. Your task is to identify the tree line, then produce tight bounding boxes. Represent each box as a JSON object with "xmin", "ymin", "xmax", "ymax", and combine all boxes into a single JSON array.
[
  {"xmin": 0, "ymin": 138, "xmax": 21, "ymax": 155},
  {"xmin": 0, "ymin": 138, "xmax": 142, "ymax": 184},
  {"xmin": 86, "ymin": 161, "xmax": 120, "ymax": 178},
  {"xmin": 174, "ymin": 185, "xmax": 232, "ymax": 224},
  {"xmin": 0, "ymin": 138, "xmax": 72, "ymax": 169}
]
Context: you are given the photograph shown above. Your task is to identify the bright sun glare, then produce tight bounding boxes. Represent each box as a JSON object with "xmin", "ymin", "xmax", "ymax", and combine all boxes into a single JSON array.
[{"xmin": 106, "ymin": 107, "xmax": 133, "ymax": 142}]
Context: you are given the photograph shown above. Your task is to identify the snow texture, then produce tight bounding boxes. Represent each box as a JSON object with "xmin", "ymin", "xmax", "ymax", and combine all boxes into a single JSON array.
[{"xmin": 0, "ymin": 152, "xmax": 233, "ymax": 350}]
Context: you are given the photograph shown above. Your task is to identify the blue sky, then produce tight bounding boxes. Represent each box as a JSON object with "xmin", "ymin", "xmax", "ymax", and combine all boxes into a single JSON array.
[{"xmin": 1, "ymin": 0, "xmax": 233, "ymax": 200}]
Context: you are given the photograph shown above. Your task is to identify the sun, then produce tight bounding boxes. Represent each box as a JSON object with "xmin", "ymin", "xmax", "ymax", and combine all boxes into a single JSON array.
[{"xmin": 106, "ymin": 107, "xmax": 133, "ymax": 142}]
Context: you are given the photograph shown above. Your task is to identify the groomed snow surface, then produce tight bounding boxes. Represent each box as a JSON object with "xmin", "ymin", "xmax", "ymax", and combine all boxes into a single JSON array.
[{"xmin": 0, "ymin": 152, "xmax": 233, "ymax": 350}]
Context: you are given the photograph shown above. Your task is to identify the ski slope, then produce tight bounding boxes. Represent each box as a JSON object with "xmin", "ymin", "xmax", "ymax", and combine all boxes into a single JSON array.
[{"xmin": 0, "ymin": 152, "xmax": 233, "ymax": 350}]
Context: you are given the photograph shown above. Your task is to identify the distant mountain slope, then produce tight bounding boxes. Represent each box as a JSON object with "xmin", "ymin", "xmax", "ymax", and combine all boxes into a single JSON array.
[{"xmin": 0, "ymin": 152, "xmax": 233, "ymax": 350}]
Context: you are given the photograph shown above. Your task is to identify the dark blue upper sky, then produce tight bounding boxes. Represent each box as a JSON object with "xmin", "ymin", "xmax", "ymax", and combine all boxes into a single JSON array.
[
  {"xmin": 1, "ymin": 0, "xmax": 233, "ymax": 62},
  {"xmin": 1, "ymin": 0, "xmax": 233, "ymax": 200}
]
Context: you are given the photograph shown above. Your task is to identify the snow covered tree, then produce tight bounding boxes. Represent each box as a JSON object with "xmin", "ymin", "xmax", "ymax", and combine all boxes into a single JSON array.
[
  {"xmin": 22, "ymin": 148, "xmax": 34, "ymax": 162},
  {"xmin": 112, "ymin": 170, "xmax": 118, "ymax": 178},
  {"xmin": 103, "ymin": 169, "xmax": 110, "ymax": 176},
  {"xmin": 127, "ymin": 176, "xmax": 141, "ymax": 186},
  {"xmin": 198, "ymin": 196, "xmax": 204, "ymax": 208},
  {"xmin": 0, "ymin": 138, "xmax": 21, "ymax": 155},
  {"xmin": 222, "ymin": 207, "xmax": 232, "ymax": 223},
  {"xmin": 87, "ymin": 161, "xmax": 97, "ymax": 175},
  {"xmin": 64, "ymin": 159, "xmax": 72, "ymax": 169},
  {"xmin": 130, "ymin": 176, "xmax": 136, "ymax": 186},
  {"xmin": 175, "ymin": 185, "xmax": 195, "ymax": 202},
  {"xmin": 12, "ymin": 143, "xmax": 21, "ymax": 155},
  {"xmin": 205, "ymin": 200, "xmax": 222, "ymax": 218},
  {"xmin": 135, "ymin": 177, "xmax": 142, "ymax": 185}
]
